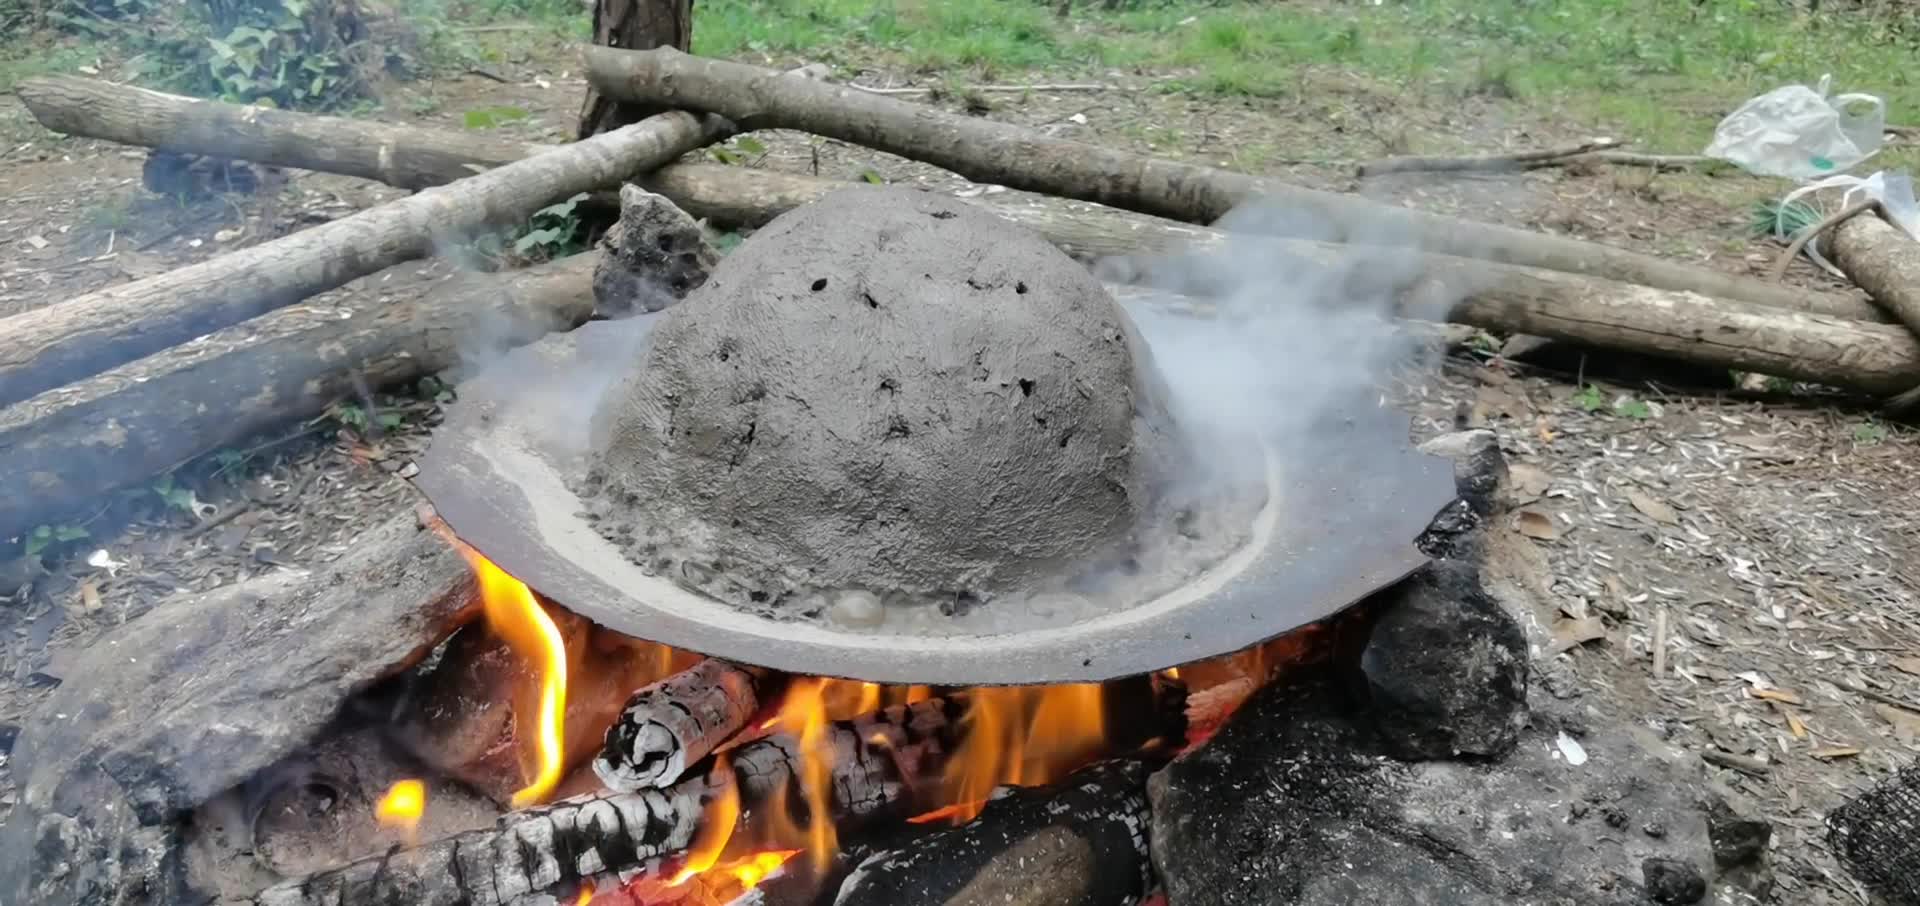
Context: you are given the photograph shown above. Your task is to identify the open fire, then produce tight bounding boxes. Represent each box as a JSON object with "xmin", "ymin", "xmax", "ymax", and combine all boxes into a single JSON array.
[{"xmin": 372, "ymin": 539, "xmax": 1298, "ymax": 905}]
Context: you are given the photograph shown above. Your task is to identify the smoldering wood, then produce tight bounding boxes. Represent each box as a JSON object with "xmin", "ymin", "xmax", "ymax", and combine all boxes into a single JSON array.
[
  {"xmin": 249, "ymin": 781, "xmax": 720, "ymax": 906},
  {"xmin": 577, "ymin": 0, "xmax": 695, "ymax": 139},
  {"xmin": 595, "ymin": 658, "xmax": 765, "ymax": 793},
  {"xmin": 594, "ymin": 184, "xmax": 722, "ymax": 317},
  {"xmin": 581, "ymin": 45, "xmax": 1846, "ymax": 315},
  {"xmin": 0, "ymin": 256, "xmax": 594, "ymax": 545},
  {"xmin": 22, "ymin": 73, "xmax": 1875, "ymax": 325},
  {"xmin": 727, "ymin": 696, "xmax": 973, "ymax": 825},
  {"xmin": 0, "ymin": 508, "xmax": 479, "ymax": 906},
  {"xmin": 830, "ymin": 759, "xmax": 1155, "ymax": 906},
  {"xmin": 0, "ymin": 106, "xmax": 728, "ymax": 409}
]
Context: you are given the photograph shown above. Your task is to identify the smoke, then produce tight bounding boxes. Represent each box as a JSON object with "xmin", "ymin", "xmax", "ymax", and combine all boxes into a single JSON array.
[{"xmin": 1107, "ymin": 194, "xmax": 1488, "ymax": 496}]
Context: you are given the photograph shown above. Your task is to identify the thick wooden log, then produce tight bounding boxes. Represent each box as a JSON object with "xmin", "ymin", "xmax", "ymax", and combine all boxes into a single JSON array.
[
  {"xmin": 829, "ymin": 759, "xmax": 1155, "ymax": 906},
  {"xmin": 17, "ymin": 74, "xmax": 1876, "ymax": 325},
  {"xmin": 578, "ymin": 0, "xmax": 695, "ymax": 139},
  {"xmin": 0, "ymin": 257, "xmax": 594, "ymax": 545},
  {"xmin": 581, "ymin": 45, "xmax": 1847, "ymax": 316},
  {"xmin": 250, "ymin": 779, "xmax": 721, "ymax": 906},
  {"xmin": 0, "ymin": 107, "xmax": 728, "ymax": 408},
  {"xmin": 594, "ymin": 659, "xmax": 765, "ymax": 793},
  {"xmin": 1829, "ymin": 215, "xmax": 1920, "ymax": 409}
]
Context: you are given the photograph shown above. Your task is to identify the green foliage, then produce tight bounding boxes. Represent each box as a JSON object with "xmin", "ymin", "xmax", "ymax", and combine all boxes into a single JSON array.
[
  {"xmin": 24, "ymin": 523, "xmax": 89, "ymax": 560},
  {"xmin": 463, "ymin": 105, "xmax": 530, "ymax": 129},
  {"xmin": 1572, "ymin": 384, "xmax": 1606, "ymax": 412},
  {"xmin": 1853, "ymin": 420, "xmax": 1890, "ymax": 445},
  {"xmin": 512, "ymin": 192, "xmax": 590, "ymax": 260},
  {"xmin": 1614, "ymin": 397, "xmax": 1653, "ymax": 420},
  {"xmin": 149, "ymin": 474, "xmax": 199, "ymax": 513}
]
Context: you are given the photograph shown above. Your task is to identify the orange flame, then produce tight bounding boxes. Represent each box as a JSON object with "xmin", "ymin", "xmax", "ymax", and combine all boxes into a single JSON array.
[
  {"xmin": 669, "ymin": 758, "xmax": 742, "ymax": 886},
  {"xmin": 938, "ymin": 684, "xmax": 1105, "ymax": 822},
  {"xmin": 374, "ymin": 779, "xmax": 425, "ymax": 832},
  {"xmin": 573, "ymin": 882, "xmax": 594, "ymax": 905},
  {"xmin": 769, "ymin": 678, "xmax": 838, "ymax": 874},
  {"xmin": 726, "ymin": 851, "xmax": 798, "ymax": 889},
  {"xmin": 460, "ymin": 546, "xmax": 569, "ymax": 808}
]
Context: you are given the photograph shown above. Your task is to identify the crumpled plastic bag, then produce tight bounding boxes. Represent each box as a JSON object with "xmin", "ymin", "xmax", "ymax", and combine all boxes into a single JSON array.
[
  {"xmin": 1705, "ymin": 74, "xmax": 1885, "ymax": 180},
  {"xmin": 1777, "ymin": 169, "xmax": 1918, "ymax": 277}
]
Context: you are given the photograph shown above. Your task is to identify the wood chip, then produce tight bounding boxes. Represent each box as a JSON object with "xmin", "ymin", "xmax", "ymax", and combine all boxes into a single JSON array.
[
  {"xmin": 1513, "ymin": 508, "xmax": 1560, "ymax": 540},
  {"xmin": 79, "ymin": 580, "xmax": 102, "ymax": 614},
  {"xmin": 23, "ymin": 234, "xmax": 48, "ymax": 250},
  {"xmin": 1651, "ymin": 606, "xmax": 1669, "ymax": 679},
  {"xmin": 1701, "ymin": 750, "xmax": 1771, "ymax": 776},
  {"xmin": 1875, "ymin": 704, "xmax": 1920, "ymax": 744},
  {"xmin": 1626, "ymin": 488, "xmax": 1679, "ymax": 524},
  {"xmin": 1551, "ymin": 616, "xmax": 1607, "ymax": 654},
  {"xmin": 1749, "ymin": 687, "xmax": 1803, "ymax": 706},
  {"xmin": 1892, "ymin": 656, "xmax": 1920, "ymax": 677},
  {"xmin": 1508, "ymin": 463, "xmax": 1552, "ymax": 498},
  {"xmin": 1773, "ymin": 701, "xmax": 1808, "ymax": 740},
  {"xmin": 1810, "ymin": 746, "xmax": 1862, "ymax": 761}
]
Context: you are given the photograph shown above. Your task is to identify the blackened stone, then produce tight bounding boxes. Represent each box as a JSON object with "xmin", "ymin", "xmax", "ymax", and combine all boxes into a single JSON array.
[
  {"xmin": 0, "ymin": 722, "xmax": 17, "ymax": 754},
  {"xmin": 591, "ymin": 184, "xmax": 719, "ymax": 318},
  {"xmin": 0, "ymin": 510, "xmax": 478, "ymax": 906},
  {"xmin": 1643, "ymin": 857, "xmax": 1708, "ymax": 904},
  {"xmin": 1705, "ymin": 796, "xmax": 1772, "ymax": 868},
  {"xmin": 1149, "ymin": 672, "xmax": 1740, "ymax": 906},
  {"xmin": 1418, "ymin": 429, "xmax": 1507, "ymax": 516},
  {"xmin": 1416, "ymin": 497, "xmax": 1483, "ymax": 561},
  {"xmin": 1360, "ymin": 559, "xmax": 1528, "ymax": 760}
]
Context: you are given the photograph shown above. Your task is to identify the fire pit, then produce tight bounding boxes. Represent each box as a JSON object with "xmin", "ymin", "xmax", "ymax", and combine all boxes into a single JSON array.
[{"xmin": 0, "ymin": 186, "xmax": 1777, "ymax": 906}]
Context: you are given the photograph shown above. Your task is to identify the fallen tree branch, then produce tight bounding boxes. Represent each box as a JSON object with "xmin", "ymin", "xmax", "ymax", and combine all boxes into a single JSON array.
[
  {"xmin": 0, "ymin": 92, "xmax": 729, "ymax": 408},
  {"xmin": 852, "ymin": 82, "xmax": 1115, "ymax": 95},
  {"xmin": 1828, "ymin": 213, "xmax": 1920, "ymax": 413},
  {"xmin": 1356, "ymin": 140, "xmax": 1625, "ymax": 178},
  {"xmin": 0, "ymin": 256, "xmax": 594, "ymax": 545},
  {"xmin": 1581, "ymin": 151, "xmax": 1717, "ymax": 171},
  {"xmin": 1769, "ymin": 199, "xmax": 1880, "ymax": 283},
  {"xmin": 581, "ymin": 45, "xmax": 1842, "ymax": 315}
]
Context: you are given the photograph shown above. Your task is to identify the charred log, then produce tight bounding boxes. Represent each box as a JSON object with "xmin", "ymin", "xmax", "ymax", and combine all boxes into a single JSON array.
[
  {"xmin": 249, "ymin": 780, "xmax": 722, "ymax": 906},
  {"xmin": 830, "ymin": 759, "xmax": 1155, "ymax": 906},
  {"xmin": 595, "ymin": 659, "xmax": 767, "ymax": 793}
]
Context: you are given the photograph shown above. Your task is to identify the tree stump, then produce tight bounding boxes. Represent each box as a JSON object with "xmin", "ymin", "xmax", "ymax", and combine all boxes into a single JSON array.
[{"xmin": 578, "ymin": 0, "xmax": 695, "ymax": 139}]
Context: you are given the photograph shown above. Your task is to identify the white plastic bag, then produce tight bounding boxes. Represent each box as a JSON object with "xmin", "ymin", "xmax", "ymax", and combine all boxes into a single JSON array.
[
  {"xmin": 1777, "ymin": 169, "xmax": 1918, "ymax": 277},
  {"xmin": 1705, "ymin": 74, "xmax": 1885, "ymax": 180}
]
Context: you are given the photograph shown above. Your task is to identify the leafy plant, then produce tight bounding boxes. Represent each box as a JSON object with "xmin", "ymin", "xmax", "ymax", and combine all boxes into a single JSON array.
[
  {"xmin": 328, "ymin": 400, "xmax": 369, "ymax": 431},
  {"xmin": 1613, "ymin": 397, "xmax": 1653, "ymax": 420},
  {"xmin": 859, "ymin": 168, "xmax": 886, "ymax": 185},
  {"xmin": 1853, "ymin": 421, "xmax": 1890, "ymax": 445},
  {"xmin": 1572, "ymin": 384, "xmax": 1605, "ymax": 412},
  {"xmin": 24, "ymin": 524, "xmax": 89, "ymax": 559},
  {"xmin": 512, "ymin": 192, "xmax": 591, "ymax": 260},
  {"xmin": 149, "ymin": 475, "xmax": 199, "ymax": 513}
]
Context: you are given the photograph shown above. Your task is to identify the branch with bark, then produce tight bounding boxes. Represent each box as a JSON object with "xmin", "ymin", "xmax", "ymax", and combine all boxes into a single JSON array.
[
  {"xmin": 595, "ymin": 659, "xmax": 767, "ymax": 793},
  {"xmin": 1356, "ymin": 140, "xmax": 1625, "ymax": 177},
  {"xmin": 579, "ymin": 45, "xmax": 1841, "ymax": 315}
]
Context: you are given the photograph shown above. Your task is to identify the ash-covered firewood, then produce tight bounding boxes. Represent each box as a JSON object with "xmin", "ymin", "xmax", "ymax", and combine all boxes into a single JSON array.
[
  {"xmin": 728, "ymin": 695, "xmax": 971, "ymax": 824},
  {"xmin": 251, "ymin": 780, "xmax": 723, "ymax": 906},
  {"xmin": 595, "ymin": 659, "xmax": 765, "ymax": 792},
  {"xmin": 830, "ymin": 759, "xmax": 1154, "ymax": 906},
  {"xmin": 593, "ymin": 183, "xmax": 720, "ymax": 317}
]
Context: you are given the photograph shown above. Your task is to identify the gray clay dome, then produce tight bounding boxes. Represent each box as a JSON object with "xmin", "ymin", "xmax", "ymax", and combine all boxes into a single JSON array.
[{"xmin": 579, "ymin": 185, "xmax": 1181, "ymax": 615}]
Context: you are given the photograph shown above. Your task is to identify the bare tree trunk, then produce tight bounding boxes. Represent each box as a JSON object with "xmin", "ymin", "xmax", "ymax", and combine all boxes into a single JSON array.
[
  {"xmin": 0, "ymin": 110, "xmax": 729, "ymax": 408},
  {"xmin": 1829, "ymin": 215, "xmax": 1920, "ymax": 411},
  {"xmin": 581, "ymin": 46, "xmax": 1851, "ymax": 316},
  {"xmin": 577, "ymin": 0, "xmax": 694, "ymax": 139},
  {"xmin": 0, "ymin": 258, "xmax": 595, "ymax": 544}
]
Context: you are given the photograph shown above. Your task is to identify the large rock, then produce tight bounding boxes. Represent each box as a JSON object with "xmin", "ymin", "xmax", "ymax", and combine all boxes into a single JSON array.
[
  {"xmin": 1149, "ymin": 672, "xmax": 1766, "ymax": 905},
  {"xmin": 1360, "ymin": 558, "xmax": 1529, "ymax": 760},
  {"xmin": 580, "ymin": 185, "xmax": 1178, "ymax": 612},
  {"xmin": 0, "ymin": 509, "xmax": 477, "ymax": 906}
]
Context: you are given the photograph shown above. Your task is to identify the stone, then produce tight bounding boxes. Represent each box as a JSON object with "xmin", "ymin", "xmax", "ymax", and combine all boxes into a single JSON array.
[
  {"xmin": 1704, "ymin": 795, "xmax": 1771, "ymax": 868},
  {"xmin": 1360, "ymin": 559, "xmax": 1529, "ymax": 760},
  {"xmin": 591, "ymin": 184, "xmax": 720, "ymax": 318},
  {"xmin": 1149, "ymin": 671, "xmax": 1757, "ymax": 906},
  {"xmin": 1417, "ymin": 429, "xmax": 1507, "ymax": 516},
  {"xmin": 580, "ymin": 184, "xmax": 1181, "ymax": 613},
  {"xmin": 1643, "ymin": 857, "xmax": 1708, "ymax": 904},
  {"xmin": 0, "ymin": 510, "xmax": 478, "ymax": 906}
]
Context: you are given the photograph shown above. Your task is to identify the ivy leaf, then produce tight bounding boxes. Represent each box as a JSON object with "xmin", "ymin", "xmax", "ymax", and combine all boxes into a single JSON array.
[{"xmin": 734, "ymin": 135, "xmax": 767, "ymax": 155}]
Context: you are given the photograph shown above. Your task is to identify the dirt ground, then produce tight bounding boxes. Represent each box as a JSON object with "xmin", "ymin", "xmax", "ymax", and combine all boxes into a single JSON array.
[{"xmin": 2, "ymin": 38, "xmax": 1918, "ymax": 905}]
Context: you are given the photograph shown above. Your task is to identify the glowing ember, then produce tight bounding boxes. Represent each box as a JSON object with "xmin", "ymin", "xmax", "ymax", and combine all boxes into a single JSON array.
[
  {"xmin": 460, "ymin": 546, "xmax": 569, "ymax": 808},
  {"xmin": 573, "ymin": 882, "xmax": 594, "ymax": 905},
  {"xmin": 374, "ymin": 779, "xmax": 425, "ymax": 831},
  {"xmin": 669, "ymin": 758, "xmax": 742, "ymax": 886},
  {"xmin": 725, "ymin": 851, "xmax": 798, "ymax": 889}
]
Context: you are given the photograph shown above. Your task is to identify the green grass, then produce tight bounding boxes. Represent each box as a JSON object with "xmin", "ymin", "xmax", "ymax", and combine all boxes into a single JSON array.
[{"xmin": 685, "ymin": 0, "xmax": 1918, "ymax": 157}]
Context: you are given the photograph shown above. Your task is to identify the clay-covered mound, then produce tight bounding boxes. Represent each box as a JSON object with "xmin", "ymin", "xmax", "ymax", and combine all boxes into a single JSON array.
[{"xmin": 580, "ymin": 185, "xmax": 1178, "ymax": 616}]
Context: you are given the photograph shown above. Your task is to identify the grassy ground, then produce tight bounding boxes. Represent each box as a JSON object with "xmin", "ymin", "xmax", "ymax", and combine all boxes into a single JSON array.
[{"xmin": 4, "ymin": 0, "xmax": 1915, "ymax": 167}]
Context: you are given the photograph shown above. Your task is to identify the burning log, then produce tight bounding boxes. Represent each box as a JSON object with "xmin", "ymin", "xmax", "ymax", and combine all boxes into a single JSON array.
[
  {"xmin": 829, "ymin": 759, "xmax": 1155, "ymax": 906},
  {"xmin": 249, "ymin": 780, "xmax": 724, "ymax": 906},
  {"xmin": 596, "ymin": 659, "xmax": 768, "ymax": 793},
  {"xmin": 728, "ymin": 695, "xmax": 971, "ymax": 824},
  {"xmin": 0, "ymin": 102, "xmax": 730, "ymax": 409},
  {"xmin": 580, "ymin": 45, "xmax": 1842, "ymax": 315},
  {"xmin": 0, "ymin": 256, "xmax": 593, "ymax": 546}
]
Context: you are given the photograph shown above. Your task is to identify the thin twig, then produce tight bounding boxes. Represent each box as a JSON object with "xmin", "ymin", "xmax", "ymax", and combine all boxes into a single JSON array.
[
  {"xmin": 1700, "ymin": 750, "xmax": 1772, "ymax": 776},
  {"xmin": 1769, "ymin": 198, "xmax": 1882, "ymax": 282},
  {"xmin": 1580, "ymin": 151, "xmax": 1718, "ymax": 171},
  {"xmin": 1841, "ymin": 679, "xmax": 1920, "ymax": 715},
  {"xmin": 1357, "ymin": 139, "xmax": 1625, "ymax": 178}
]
